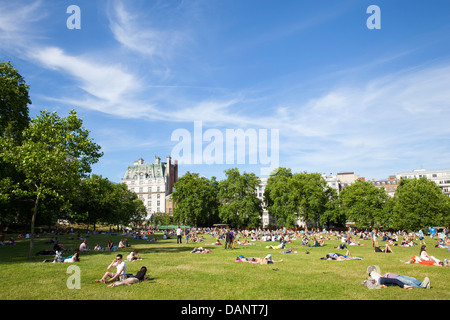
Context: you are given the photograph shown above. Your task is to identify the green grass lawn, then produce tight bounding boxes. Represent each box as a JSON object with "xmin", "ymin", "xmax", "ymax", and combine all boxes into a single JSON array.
[{"xmin": 0, "ymin": 231, "xmax": 449, "ymax": 300}]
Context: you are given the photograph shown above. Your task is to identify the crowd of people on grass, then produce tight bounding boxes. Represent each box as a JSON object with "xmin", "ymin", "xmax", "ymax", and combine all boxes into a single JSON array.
[{"xmin": 2, "ymin": 224, "xmax": 449, "ymax": 290}]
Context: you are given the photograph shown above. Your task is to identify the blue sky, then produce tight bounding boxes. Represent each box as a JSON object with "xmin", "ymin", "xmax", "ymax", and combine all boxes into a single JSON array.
[{"xmin": 1, "ymin": 0, "xmax": 450, "ymax": 182}]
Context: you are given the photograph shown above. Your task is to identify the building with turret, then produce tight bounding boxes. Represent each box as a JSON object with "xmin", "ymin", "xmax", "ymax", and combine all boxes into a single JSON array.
[{"xmin": 121, "ymin": 156, "xmax": 178, "ymax": 220}]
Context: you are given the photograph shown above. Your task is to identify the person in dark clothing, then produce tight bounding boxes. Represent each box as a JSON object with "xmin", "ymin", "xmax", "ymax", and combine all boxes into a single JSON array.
[{"xmin": 225, "ymin": 229, "xmax": 232, "ymax": 249}]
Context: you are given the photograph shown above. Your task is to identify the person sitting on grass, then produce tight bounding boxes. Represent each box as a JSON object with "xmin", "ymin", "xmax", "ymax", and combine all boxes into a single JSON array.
[
  {"xmin": 301, "ymin": 237, "xmax": 309, "ymax": 246},
  {"xmin": 94, "ymin": 254, "xmax": 127, "ymax": 284},
  {"xmin": 419, "ymin": 245, "xmax": 445, "ymax": 265},
  {"xmin": 310, "ymin": 237, "xmax": 322, "ymax": 247},
  {"xmin": 127, "ymin": 249, "xmax": 142, "ymax": 262},
  {"xmin": 118, "ymin": 239, "xmax": 127, "ymax": 248},
  {"xmin": 79, "ymin": 239, "xmax": 89, "ymax": 252},
  {"xmin": 108, "ymin": 266, "xmax": 149, "ymax": 287},
  {"xmin": 406, "ymin": 245, "xmax": 448, "ymax": 266},
  {"xmin": 53, "ymin": 240, "xmax": 65, "ymax": 252},
  {"xmin": 374, "ymin": 241, "xmax": 393, "ymax": 253}
]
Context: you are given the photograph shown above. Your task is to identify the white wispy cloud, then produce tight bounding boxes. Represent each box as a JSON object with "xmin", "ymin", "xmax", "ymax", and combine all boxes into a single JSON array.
[
  {"xmin": 30, "ymin": 47, "xmax": 140, "ymax": 102},
  {"xmin": 107, "ymin": 0, "xmax": 190, "ymax": 60},
  {"xmin": 0, "ymin": 0, "xmax": 47, "ymax": 51},
  {"xmin": 2, "ymin": 0, "xmax": 449, "ymax": 180}
]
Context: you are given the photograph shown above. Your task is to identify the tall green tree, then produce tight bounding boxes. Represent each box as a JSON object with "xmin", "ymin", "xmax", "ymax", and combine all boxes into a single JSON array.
[
  {"xmin": 0, "ymin": 61, "xmax": 30, "ymax": 140},
  {"xmin": 265, "ymin": 168, "xmax": 337, "ymax": 228},
  {"xmin": 264, "ymin": 167, "xmax": 297, "ymax": 227},
  {"xmin": 291, "ymin": 172, "xmax": 336, "ymax": 227},
  {"xmin": 338, "ymin": 179, "xmax": 388, "ymax": 229},
  {"xmin": 218, "ymin": 168, "xmax": 262, "ymax": 228},
  {"xmin": 71, "ymin": 175, "xmax": 147, "ymax": 229},
  {"xmin": 0, "ymin": 109, "xmax": 103, "ymax": 259},
  {"xmin": 109, "ymin": 183, "xmax": 147, "ymax": 226},
  {"xmin": 0, "ymin": 62, "xmax": 32, "ymax": 229},
  {"xmin": 172, "ymin": 172, "xmax": 219, "ymax": 226},
  {"xmin": 391, "ymin": 177, "xmax": 450, "ymax": 230}
]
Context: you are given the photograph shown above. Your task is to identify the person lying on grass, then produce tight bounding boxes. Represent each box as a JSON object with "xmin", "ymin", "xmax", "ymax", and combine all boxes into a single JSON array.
[
  {"xmin": 322, "ymin": 250, "xmax": 363, "ymax": 260},
  {"xmin": 364, "ymin": 265, "xmax": 431, "ymax": 289},
  {"xmin": 108, "ymin": 266, "xmax": 149, "ymax": 287},
  {"xmin": 235, "ymin": 254, "xmax": 283, "ymax": 264},
  {"xmin": 190, "ymin": 247, "xmax": 212, "ymax": 253}
]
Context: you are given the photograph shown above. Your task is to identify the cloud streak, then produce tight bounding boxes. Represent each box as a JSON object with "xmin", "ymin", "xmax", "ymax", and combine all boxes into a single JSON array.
[{"xmin": 2, "ymin": 0, "xmax": 449, "ymax": 180}]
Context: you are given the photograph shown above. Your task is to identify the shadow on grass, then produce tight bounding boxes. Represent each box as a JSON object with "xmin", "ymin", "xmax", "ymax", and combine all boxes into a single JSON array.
[{"xmin": 0, "ymin": 232, "xmax": 237, "ymax": 264}]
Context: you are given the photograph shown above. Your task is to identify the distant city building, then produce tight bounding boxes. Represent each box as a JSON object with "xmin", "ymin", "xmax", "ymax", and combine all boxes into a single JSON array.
[
  {"xmin": 336, "ymin": 172, "xmax": 361, "ymax": 190},
  {"xmin": 369, "ymin": 176, "xmax": 398, "ymax": 197},
  {"xmin": 121, "ymin": 156, "xmax": 178, "ymax": 220},
  {"xmin": 322, "ymin": 172, "xmax": 363, "ymax": 194},
  {"xmin": 165, "ymin": 194, "xmax": 175, "ymax": 216},
  {"xmin": 322, "ymin": 174, "xmax": 339, "ymax": 194},
  {"xmin": 256, "ymin": 177, "xmax": 278, "ymax": 228},
  {"xmin": 396, "ymin": 168, "xmax": 450, "ymax": 196}
]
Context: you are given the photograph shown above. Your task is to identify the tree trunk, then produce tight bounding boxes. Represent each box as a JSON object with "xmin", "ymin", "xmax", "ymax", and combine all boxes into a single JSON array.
[{"xmin": 28, "ymin": 192, "xmax": 40, "ymax": 260}]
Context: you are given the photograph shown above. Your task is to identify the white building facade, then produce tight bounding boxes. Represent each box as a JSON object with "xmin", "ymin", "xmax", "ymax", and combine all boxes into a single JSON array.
[
  {"xmin": 256, "ymin": 177, "xmax": 274, "ymax": 228},
  {"xmin": 121, "ymin": 156, "xmax": 178, "ymax": 220},
  {"xmin": 396, "ymin": 168, "xmax": 450, "ymax": 196}
]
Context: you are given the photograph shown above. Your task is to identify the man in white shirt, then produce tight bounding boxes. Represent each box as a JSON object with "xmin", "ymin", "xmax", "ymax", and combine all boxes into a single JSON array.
[
  {"xmin": 79, "ymin": 239, "xmax": 89, "ymax": 251},
  {"xmin": 176, "ymin": 227, "xmax": 182, "ymax": 244},
  {"xmin": 95, "ymin": 254, "xmax": 127, "ymax": 284}
]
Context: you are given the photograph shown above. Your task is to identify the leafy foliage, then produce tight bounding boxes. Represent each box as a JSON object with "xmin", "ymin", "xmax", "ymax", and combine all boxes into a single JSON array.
[
  {"xmin": 0, "ymin": 62, "xmax": 32, "ymax": 227},
  {"xmin": 0, "ymin": 109, "xmax": 103, "ymax": 258},
  {"xmin": 172, "ymin": 172, "xmax": 219, "ymax": 226},
  {"xmin": 218, "ymin": 168, "xmax": 262, "ymax": 228},
  {"xmin": 391, "ymin": 177, "xmax": 450, "ymax": 230},
  {"xmin": 338, "ymin": 179, "xmax": 389, "ymax": 229},
  {"xmin": 265, "ymin": 168, "xmax": 338, "ymax": 228}
]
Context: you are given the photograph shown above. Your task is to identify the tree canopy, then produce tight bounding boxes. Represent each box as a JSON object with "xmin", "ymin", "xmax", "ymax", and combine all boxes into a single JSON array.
[
  {"xmin": 218, "ymin": 168, "xmax": 262, "ymax": 228},
  {"xmin": 172, "ymin": 172, "xmax": 219, "ymax": 226},
  {"xmin": 391, "ymin": 177, "xmax": 450, "ymax": 230},
  {"xmin": 0, "ymin": 109, "xmax": 103, "ymax": 259},
  {"xmin": 338, "ymin": 179, "xmax": 389, "ymax": 229}
]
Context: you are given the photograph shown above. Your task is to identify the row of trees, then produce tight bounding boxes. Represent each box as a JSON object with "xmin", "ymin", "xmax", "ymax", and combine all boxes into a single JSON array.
[
  {"xmin": 172, "ymin": 168, "xmax": 263, "ymax": 228},
  {"xmin": 172, "ymin": 167, "xmax": 450, "ymax": 231},
  {"xmin": 0, "ymin": 62, "xmax": 146, "ymax": 258}
]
